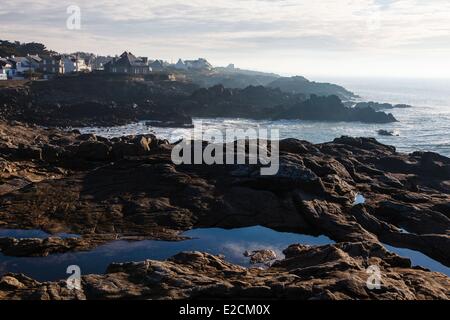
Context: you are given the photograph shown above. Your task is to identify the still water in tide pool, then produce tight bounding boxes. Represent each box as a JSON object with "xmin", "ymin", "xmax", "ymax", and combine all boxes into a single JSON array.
[
  {"xmin": 0, "ymin": 226, "xmax": 450, "ymax": 281},
  {"xmin": 0, "ymin": 226, "xmax": 333, "ymax": 281},
  {"xmin": 1, "ymin": 226, "xmax": 449, "ymax": 281}
]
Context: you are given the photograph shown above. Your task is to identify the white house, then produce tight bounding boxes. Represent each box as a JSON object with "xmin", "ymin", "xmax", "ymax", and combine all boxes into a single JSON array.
[
  {"xmin": 184, "ymin": 58, "xmax": 212, "ymax": 70},
  {"xmin": 0, "ymin": 69, "xmax": 7, "ymax": 80},
  {"xmin": 104, "ymin": 52, "xmax": 151, "ymax": 74},
  {"xmin": 63, "ymin": 55, "xmax": 92, "ymax": 73},
  {"xmin": 76, "ymin": 58, "xmax": 92, "ymax": 73},
  {"xmin": 0, "ymin": 58, "xmax": 12, "ymax": 80}
]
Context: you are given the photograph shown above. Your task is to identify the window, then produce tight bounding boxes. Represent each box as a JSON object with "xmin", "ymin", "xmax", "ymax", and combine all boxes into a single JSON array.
[{"xmin": 124, "ymin": 68, "xmax": 128, "ymax": 73}]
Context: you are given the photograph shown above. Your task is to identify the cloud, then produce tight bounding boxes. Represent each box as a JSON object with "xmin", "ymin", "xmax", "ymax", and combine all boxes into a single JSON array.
[{"xmin": 1, "ymin": 0, "xmax": 450, "ymax": 78}]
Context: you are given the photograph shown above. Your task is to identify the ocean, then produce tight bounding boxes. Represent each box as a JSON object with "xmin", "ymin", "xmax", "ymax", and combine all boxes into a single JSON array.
[{"xmin": 80, "ymin": 77, "xmax": 450, "ymax": 157}]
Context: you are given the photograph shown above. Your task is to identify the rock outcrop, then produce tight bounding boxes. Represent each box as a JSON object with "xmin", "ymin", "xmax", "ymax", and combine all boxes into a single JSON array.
[
  {"xmin": 276, "ymin": 95, "xmax": 397, "ymax": 123},
  {"xmin": 184, "ymin": 86, "xmax": 396, "ymax": 123},
  {"xmin": 0, "ymin": 120, "xmax": 449, "ymax": 299},
  {"xmin": 268, "ymin": 76, "xmax": 357, "ymax": 101},
  {"xmin": 1, "ymin": 242, "xmax": 448, "ymax": 300},
  {"xmin": 0, "ymin": 77, "xmax": 396, "ymax": 126},
  {"xmin": 0, "ymin": 75, "xmax": 197, "ymax": 127},
  {"xmin": 355, "ymin": 101, "xmax": 412, "ymax": 112}
]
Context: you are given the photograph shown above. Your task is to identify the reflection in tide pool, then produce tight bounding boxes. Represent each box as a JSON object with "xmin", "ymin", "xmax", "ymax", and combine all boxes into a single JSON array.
[
  {"xmin": 0, "ymin": 229, "xmax": 81, "ymax": 239},
  {"xmin": 1, "ymin": 226, "xmax": 449, "ymax": 281},
  {"xmin": 353, "ymin": 194, "xmax": 366, "ymax": 206},
  {"xmin": 0, "ymin": 226, "xmax": 333, "ymax": 282}
]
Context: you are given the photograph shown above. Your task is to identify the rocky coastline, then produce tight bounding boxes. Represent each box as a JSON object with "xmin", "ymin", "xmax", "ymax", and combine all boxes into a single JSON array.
[
  {"xmin": 0, "ymin": 119, "xmax": 449, "ymax": 300},
  {"xmin": 0, "ymin": 76, "xmax": 397, "ymax": 128}
]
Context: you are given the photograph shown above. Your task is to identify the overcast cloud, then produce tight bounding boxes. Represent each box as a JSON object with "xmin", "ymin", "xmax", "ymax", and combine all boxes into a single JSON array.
[{"xmin": 1, "ymin": 0, "xmax": 449, "ymax": 78}]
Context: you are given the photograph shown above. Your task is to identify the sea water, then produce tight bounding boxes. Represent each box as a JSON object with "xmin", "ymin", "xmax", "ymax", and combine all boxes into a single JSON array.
[{"xmin": 79, "ymin": 77, "xmax": 450, "ymax": 157}]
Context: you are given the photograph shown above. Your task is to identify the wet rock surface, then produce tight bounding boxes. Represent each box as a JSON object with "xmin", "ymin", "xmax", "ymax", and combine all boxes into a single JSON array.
[
  {"xmin": 0, "ymin": 242, "xmax": 448, "ymax": 300},
  {"xmin": 0, "ymin": 120, "xmax": 449, "ymax": 299}
]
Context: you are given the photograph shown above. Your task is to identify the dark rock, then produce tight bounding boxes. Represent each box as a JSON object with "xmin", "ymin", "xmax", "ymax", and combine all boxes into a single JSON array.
[
  {"xmin": 111, "ymin": 136, "xmax": 152, "ymax": 159},
  {"xmin": 76, "ymin": 141, "xmax": 111, "ymax": 161},
  {"xmin": 42, "ymin": 145, "xmax": 65, "ymax": 163},
  {"xmin": 16, "ymin": 144, "xmax": 42, "ymax": 160},
  {"xmin": 0, "ymin": 77, "xmax": 401, "ymax": 126},
  {"xmin": 78, "ymin": 134, "xmax": 97, "ymax": 141},
  {"xmin": 377, "ymin": 129, "xmax": 399, "ymax": 136},
  {"xmin": 277, "ymin": 95, "xmax": 397, "ymax": 123},
  {"xmin": 0, "ymin": 120, "xmax": 449, "ymax": 301},
  {"xmin": 355, "ymin": 101, "xmax": 412, "ymax": 112}
]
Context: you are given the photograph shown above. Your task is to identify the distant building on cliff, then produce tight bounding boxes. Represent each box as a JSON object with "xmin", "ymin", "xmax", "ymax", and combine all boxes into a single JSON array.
[
  {"xmin": 7, "ymin": 56, "xmax": 34, "ymax": 77},
  {"xmin": 0, "ymin": 54, "xmax": 65, "ymax": 79},
  {"xmin": 149, "ymin": 59, "xmax": 166, "ymax": 72},
  {"xmin": 185, "ymin": 58, "xmax": 212, "ymax": 70},
  {"xmin": 174, "ymin": 59, "xmax": 188, "ymax": 70},
  {"xmin": 63, "ymin": 55, "xmax": 92, "ymax": 73},
  {"xmin": 0, "ymin": 58, "xmax": 12, "ymax": 80},
  {"xmin": 174, "ymin": 58, "xmax": 213, "ymax": 71},
  {"xmin": 39, "ymin": 55, "xmax": 65, "ymax": 75},
  {"xmin": 104, "ymin": 52, "xmax": 152, "ymax": 74}
]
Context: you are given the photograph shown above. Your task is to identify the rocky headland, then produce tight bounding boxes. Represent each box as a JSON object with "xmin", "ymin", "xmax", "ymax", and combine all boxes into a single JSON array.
[
  {"xmin": 0, "ymin": 120, "xmax": 449, "ymax": 300},
  {"xmin": 0, "ymin": 75, "xmax": 397, "ymax": 127},
  {"xmin": 183, "ymin": 85, "xmax": 396, "ymax": 123},
  {"xmin": 267, "ymin": 76, "xmax": 357, "ymax": 101},
  {"xmin": 184, "ymin": 70, "xmax": 357, "ymax": 101}
]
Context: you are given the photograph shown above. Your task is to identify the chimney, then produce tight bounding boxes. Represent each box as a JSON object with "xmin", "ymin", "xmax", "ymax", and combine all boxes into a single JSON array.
[{"xmin": 141, "ymin": 57, "xmax": 148, "ymax": 64}]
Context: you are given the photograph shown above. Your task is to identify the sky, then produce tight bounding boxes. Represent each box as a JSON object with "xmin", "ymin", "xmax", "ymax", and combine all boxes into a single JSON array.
[{"xmin": 1, "ymin": 0, "xmax": 450, "ymax": 79}]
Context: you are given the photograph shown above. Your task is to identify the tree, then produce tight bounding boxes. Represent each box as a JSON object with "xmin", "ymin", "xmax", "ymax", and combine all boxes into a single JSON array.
[{"xmin": 0, "ymin": 40, "xmax": 52, "ymax": 57}]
